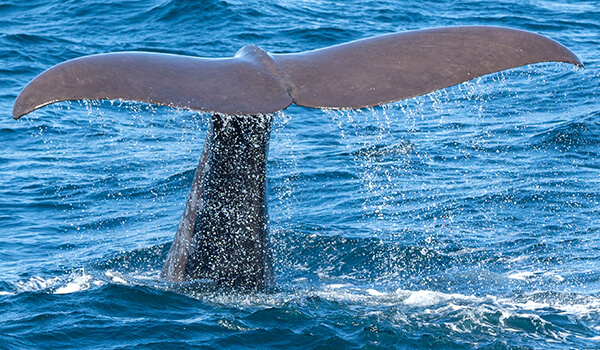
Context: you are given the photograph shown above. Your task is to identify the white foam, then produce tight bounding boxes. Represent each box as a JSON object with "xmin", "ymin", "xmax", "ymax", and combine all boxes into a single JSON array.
[
  {"xmin": 54, "ymin": 272, "xmax": 95, "ymax": 294},
  {"xmin": 366, "ymin": 288, "xmax": 386, "ymax": 296},
  {"xmin": 497, "ymin": 294, "xmax": 600, "ymax": 318},
  {"xmin": 576, "ymin": 335, "xmax": 600, "ymax": 341},
  {"xmin": 54, "ymin": 282, "xmax": 85, "ymax": 294},
  {"xmin": 16, "ymin": 276, "xmax": 60, "ymax": 292},
  {"xmin": 554, "ymin": 300, "xmax": 600, "ymax": 316},
  {"xmin": 516, "ymin": 300, "xmax": 549, "ymax": 310},
  {"xmin": 507, "ymin": 271, "xmax": 536, "ymax": 280},
  {"xmin": 399, "ymin": 289, "xmax": 479, "ymax": 307},
  {"xmin": 105, "ymin": 271, "xmax": 127, "ymax": 284}
]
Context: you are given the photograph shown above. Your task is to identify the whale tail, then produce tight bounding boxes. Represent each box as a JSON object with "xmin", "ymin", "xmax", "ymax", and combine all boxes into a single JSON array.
[
  {"xmin": 13, "ymin": 26, "xmax": 581, "ymax": 119},
  {"xmin": 12, "ymin": 26, "xmax": 582, "ymax": 289}
]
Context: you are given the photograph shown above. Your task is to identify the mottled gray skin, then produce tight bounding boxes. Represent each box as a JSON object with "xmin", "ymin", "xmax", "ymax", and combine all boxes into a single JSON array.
[
  {"xmin": 161, "ymin": 114, "xmax": 273, "ymax": 289},
  {"xmin": 12, "ymin": 26, "xmax": 582, "ymax": 290}
]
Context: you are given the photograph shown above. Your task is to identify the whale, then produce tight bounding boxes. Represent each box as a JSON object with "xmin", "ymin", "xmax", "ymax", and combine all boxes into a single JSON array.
[{"xmin": 13, "ymin": 26, "xmax": 582, "ymax": 290}]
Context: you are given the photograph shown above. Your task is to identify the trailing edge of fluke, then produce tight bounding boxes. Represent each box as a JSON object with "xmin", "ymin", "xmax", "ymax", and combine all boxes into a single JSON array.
[{"xmin": 13, "ymin": 26, "xmax": 582, "ymax": 119}]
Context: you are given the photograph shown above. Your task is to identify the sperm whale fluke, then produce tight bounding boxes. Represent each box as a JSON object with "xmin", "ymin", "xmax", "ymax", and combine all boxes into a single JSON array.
[
  {"xmin": 13, "ymin": 26, "xmax": 581, "ymax": 119},
  {"xmin": 12, "ymin": 26, "xmax": 581, "ymax": 290}
]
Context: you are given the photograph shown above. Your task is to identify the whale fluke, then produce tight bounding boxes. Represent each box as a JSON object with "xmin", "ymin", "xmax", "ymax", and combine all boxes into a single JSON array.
[
  {"xmin": 278, "ymin": 26, "xmax": 582, "ymax": 109},
  {"xmin": 12, "ymin": 50, "xmax": 293, "ymax": 118},
  {"xmin": 13, "ymin": 26, "xmax": 581, "ymax": 120}
]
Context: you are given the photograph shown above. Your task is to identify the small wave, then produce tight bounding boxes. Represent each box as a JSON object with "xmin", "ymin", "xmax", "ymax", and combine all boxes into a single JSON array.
[
  {"xmin": 11, "ymin": 270, "xmax": 105, "ymax": 295},
  {"xmin": 530, "ymin": 120, "xmax": 600, "ymax": 151},
  {"xmin": 6, "ymin": 269, "xmax": 156, "ymax": 296},
  {"xmin": 15, "ymin": 275, "xmax": 61, "ymax": 293},
  {"xmin": 143, "ymin": 0, "xmax": 233, "ymax": 25},
  {"xmin": 307, "ymin": 284, "xmax": 600, "ymax": 318},
  {"xmin": 54, "ymin": 272, "xmax": 102, "ymax": 295},
  {"xmin": 5, "ymin": 268, "xmax": 600, "ymax": 348},
  {"xmin": 349, "ymin": 141, "xmax": 415, "ymax": 159}
]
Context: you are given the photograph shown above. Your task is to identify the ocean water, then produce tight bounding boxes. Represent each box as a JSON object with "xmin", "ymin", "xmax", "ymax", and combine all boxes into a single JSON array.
[{"xmin": 1, "ymin": 0, "xmax": 599, "ymax": 348}]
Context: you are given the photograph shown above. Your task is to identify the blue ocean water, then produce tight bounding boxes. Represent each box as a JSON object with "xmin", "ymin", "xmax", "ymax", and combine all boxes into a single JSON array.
[{"xmin": 1, "ymin": 0, "xmax": 599, "ymax": 348}]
